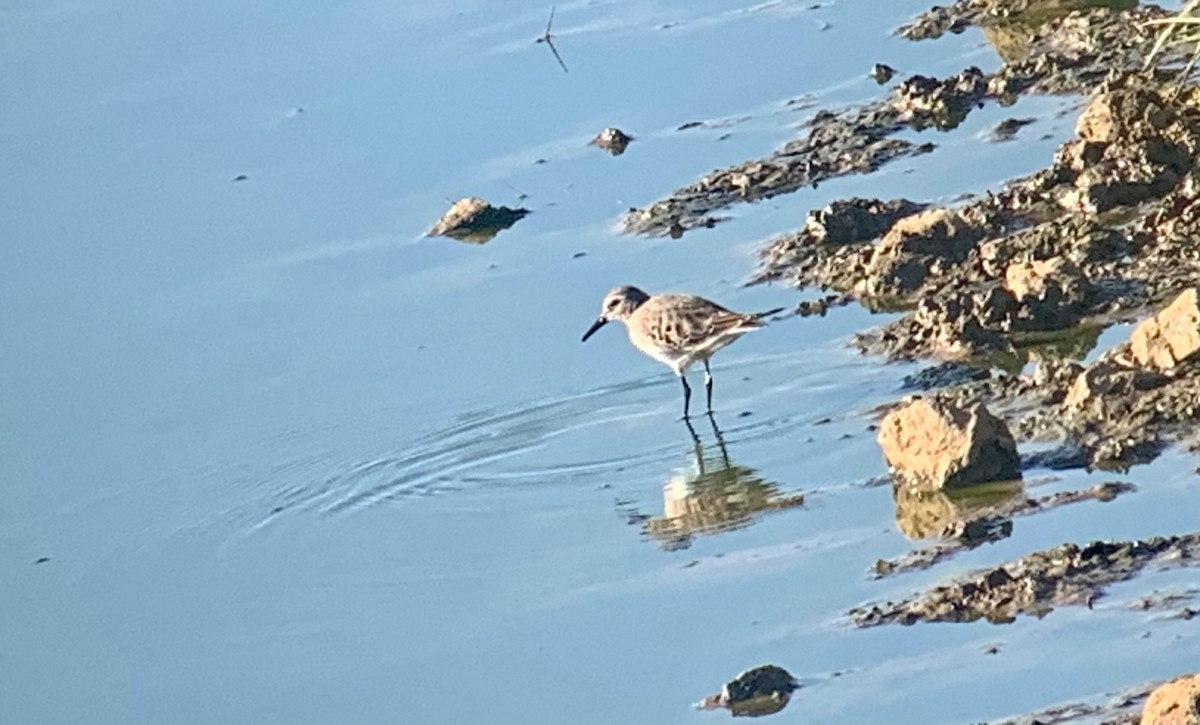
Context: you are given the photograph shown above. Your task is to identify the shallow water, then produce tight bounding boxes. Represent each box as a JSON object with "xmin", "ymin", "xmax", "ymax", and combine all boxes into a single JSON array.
[{"xmin": 2, "ymin": 0, "xmax": 1197, "ymax": 722}]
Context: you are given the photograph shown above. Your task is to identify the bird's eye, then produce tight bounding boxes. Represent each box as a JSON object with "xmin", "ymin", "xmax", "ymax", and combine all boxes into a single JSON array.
[{"xmin": 607, "ymin": 299, "xmax": 619, "ymax": 309}]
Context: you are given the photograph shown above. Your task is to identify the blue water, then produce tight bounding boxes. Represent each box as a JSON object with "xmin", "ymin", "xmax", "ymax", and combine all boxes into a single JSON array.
[{"xmin": 2, "ymin": 0, "xmax": 1196, "ymax": 722}]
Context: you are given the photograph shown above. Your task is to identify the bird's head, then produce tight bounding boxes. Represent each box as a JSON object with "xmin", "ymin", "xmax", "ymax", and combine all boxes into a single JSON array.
[{"xmin": 581, "ymin": 285, "xmax": 650, "ymax": 341}]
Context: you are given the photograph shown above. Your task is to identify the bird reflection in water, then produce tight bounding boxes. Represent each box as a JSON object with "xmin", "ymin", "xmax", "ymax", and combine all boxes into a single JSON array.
[{"xmin": 639, "ymin": 415, "xmax": 805, "ymax": 551}]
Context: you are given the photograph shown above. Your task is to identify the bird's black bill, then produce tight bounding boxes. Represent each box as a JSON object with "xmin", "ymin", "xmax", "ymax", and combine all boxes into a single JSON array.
[{"xmin": 581, "ymin": 317, "xmax": 607, "ymax": 342}]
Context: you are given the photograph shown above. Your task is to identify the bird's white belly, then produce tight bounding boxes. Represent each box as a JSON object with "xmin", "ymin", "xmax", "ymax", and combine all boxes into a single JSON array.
[{"xmin": 629, "ymin": 328, "xmax": 743, "ymax": 374}]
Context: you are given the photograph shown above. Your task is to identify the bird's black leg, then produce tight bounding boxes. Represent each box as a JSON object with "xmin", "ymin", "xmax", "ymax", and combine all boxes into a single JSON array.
[
  {"xmin": 703, "ymin": 359, "xmax": 714, "ymax": 413},
  {"xmin": 679, "ymin": 374, "xmax": 692, "ymax": 419}
]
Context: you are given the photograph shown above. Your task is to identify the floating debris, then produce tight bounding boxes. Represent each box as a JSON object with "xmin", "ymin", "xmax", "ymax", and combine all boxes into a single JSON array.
[
  {"xmin": 535, "ymin": 6, "xmax": 569, "ymax": 74},
  {"xmin": 427, "ymin": 197, "xmax": 529, "ymax": 244}
]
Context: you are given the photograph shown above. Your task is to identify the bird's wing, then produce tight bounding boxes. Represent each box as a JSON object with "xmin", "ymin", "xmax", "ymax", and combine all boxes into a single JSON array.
[{"xmin": 644, "ymin": 296, "xmax": 760, "ymax": 351}]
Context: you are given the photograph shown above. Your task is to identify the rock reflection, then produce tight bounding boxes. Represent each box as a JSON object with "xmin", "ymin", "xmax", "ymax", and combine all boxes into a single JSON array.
[
  {"xmin": 641, "ymin": 416, "xmax": 805, "ymax": 551},
  {"xmin": 981, "ymin": 0, "xmax": 1137, "ymax": 63},
  {"xmin": 892, "ymin": 480, "xmax": 1024, "ymax": 541}
]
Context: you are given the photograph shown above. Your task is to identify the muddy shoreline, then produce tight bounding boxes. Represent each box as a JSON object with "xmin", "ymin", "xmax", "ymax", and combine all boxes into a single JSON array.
[{"xmin": 620, "ymin": 0, "xmax": 1200, "ymax": 721}]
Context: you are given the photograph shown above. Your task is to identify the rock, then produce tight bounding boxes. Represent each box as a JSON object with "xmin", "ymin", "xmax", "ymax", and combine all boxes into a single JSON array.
[
  {"xmin": 1076, "ymin": 91, "xmax": 1122, "ymax": 143},
  {"xmin": 851, "ymin": 534, "xmax": 1200, "ymax": 627},
  {"xmin": 628, "ymin": 7, "xmax": 1177, "ymax": 238},
  {"xmin": 1021, "ymin": 442, "xmax": 1090, "ymax": 470},
  {"xmin": 867, "ymin": 209, "xmax": 983, "ymax": 295},
  {"xmin": 1074, "ymin": 87, "xmax": 1176, "ymax": 145},
  {"xmin": 1141, "ymin": 674, "xmax": 1200, "ymax": 725},
  {"xmin": 871, "ymin": 63, "xmax": 897, "ymax": 84},
  {"xmin": 700, "ymin": 665, "xmax": 798, "ymax": 717},
  {"xmin": 987, "ymin": 117, "xmax": 1035, "ymax": 143},
  {"xmin": 1004, "ymin": 257, "xmax": 1089, "ymax": 331},
  {"xmin": 870, "ymin": 287, "xmax": 1013, "ymax": 358},
  {"xmin": 1059, "ymin": 165, "xmax": 1156, "ymax": 214},
  {"xmin": 427, "ymin": 197, "xmax": 529, "ymax": 244},
  {"xmin": 590, "ymin": 127, "xmax": 634, "ymax": 156},
  {"xmin": 804, "ymin": 197, "xmax": 927, "ymax": 245},
  {"xmin": 753, "ymin": 198, "xmax": 926, "ymax": 287},
  {"xmin": 1005, "ymin": 258, "xmax": 1065, "ymax": 300},
  {"xmin": 892, "ymin": 67, "xmax": 989, "ymax": 131},
  {"xmin": 1063, "ymin": 360, "xmax": 1131, "ymax": 408},
  {"xmin": 878, "ymin": 398, "xmax": 1021, "ymax": 492},
  {"xmin": 1130, "ymin": 288, "xmax": 1200, "ymax": 370},
  {"xmin": 901, "ymin": 361, "xmax": 991, "ymax": 391}
]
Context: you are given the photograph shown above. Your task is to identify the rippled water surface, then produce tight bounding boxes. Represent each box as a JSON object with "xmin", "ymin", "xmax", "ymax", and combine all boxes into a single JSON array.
[{"xmin": 2, "ymin": 0, "xmax": 1197, "ymax": 722}]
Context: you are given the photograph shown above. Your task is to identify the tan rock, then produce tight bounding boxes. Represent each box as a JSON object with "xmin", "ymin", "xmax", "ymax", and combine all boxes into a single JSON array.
[
  {"xmin": 1130, "ymin": 288, "xmax": 1200, "ymax": 370},
  {"xmin": 1074, "ymin": 87, "xmax": 1178, "ymax": 150},
  {"xmin": 867, "ymin": 209, "xmax": 981, "ymax": 294},
  {"xmin": 1005, "ymin": 258, "xmax": 1070, "ymax": 300},
  {"xmin": 883, "ymin": 208, "xmax": 965, "ymax": 245},
  {"xmin": 877, "ymin": 399, "xmax": 1021, "ymax": 492},
  {"xmin": 1141, "ymin": 674, "xmax": 1200, "ymax": 725},
  {"xmin": 427, "ymin": 196, "xmax": 529, "ymax": 244},
  {"xmin": 1063, "ymin": 360, "xmax": 1126, "ymax": 408},
  {"xmin": 1076, "ymin": 91, "xmax": 1119, "ymax": 143},
  {"xmin": 589, "ymin": 127, "xmax": 634, "ymax": 156},
  {"xmin": 1053, "ymin": 139, "xmax": 1106, "ymax": 173}
]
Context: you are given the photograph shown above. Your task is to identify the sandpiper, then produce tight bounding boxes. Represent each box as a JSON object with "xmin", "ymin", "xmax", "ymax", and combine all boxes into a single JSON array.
[{"xmin": 581, "ymin": 286, "xmax": 784, "ymax": 418}]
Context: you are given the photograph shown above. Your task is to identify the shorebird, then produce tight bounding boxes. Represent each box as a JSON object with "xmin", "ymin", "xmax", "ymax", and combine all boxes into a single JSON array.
[{"xmin": 581, "ymin": 286, "xmax": 784, "ymax": 418}]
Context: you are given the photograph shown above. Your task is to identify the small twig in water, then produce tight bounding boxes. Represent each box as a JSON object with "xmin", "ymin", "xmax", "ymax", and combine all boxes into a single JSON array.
[
  {"xmin": 502, "ymin": 182, "xmax": 529, "ymax": 205},
  {"xmin": 536, "ymin": 6, "xmax": 569, "ymax": 74}
]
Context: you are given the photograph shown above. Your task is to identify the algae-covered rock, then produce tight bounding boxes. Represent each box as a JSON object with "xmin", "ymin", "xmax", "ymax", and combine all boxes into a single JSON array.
[
  {"xmin": 427, "ymin": 197, "xmax": 529, "ymax": 244},
  {"xmin": 699, "ymin": 665, "xmax": 798, "ymax": 718}
]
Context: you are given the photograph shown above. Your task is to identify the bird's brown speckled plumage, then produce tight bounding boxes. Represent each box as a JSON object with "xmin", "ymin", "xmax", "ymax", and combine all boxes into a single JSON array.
[
  {"xmin": 581, "ymin": 285, "xmax": 783, "ymax": 416},
  {"xmin": 626, "ymin": 294, "xmax": 770, "ymax": 373}
]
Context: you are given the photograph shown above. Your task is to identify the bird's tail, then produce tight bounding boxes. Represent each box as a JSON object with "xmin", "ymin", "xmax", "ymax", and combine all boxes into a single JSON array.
[{"xmin": 735, "ymin": 307, "xmax": 785, "ymax": 330}]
